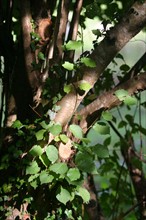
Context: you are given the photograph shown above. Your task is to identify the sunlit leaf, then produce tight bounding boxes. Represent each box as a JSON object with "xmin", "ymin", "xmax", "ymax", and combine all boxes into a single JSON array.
[
  {"xmin": 28, "ymin": 174, "xmax": 39, "ymax": 183},
  {"xmin": 124, "ymin": 96, "xmax": 137, "ymax": 105},
  {"xmin": 49, "ymin": 124, "xmax": 62, "ymax": 136},
  {"xmin": 38, "ymin": 52, "xmax": 45, "ymax": 60},
  {"xmin": 93, "ymin": 122, "xmax": 110, "ymax": 135},
  {"xmin": 76, "ymin": 186, "xmax": 90, "ymax": 203},
  {"xmin": 29, "ymin": 145, "xmax": 43, "ymax": 157},
  {"xmin": 64, "ymin": 40, "xmax": 82, "ymax": 50},
  {"xmin": 39, "ymin": 171, "xmax": 54, "ymax": 184},
  {"xmin": 114, "ymin": 89, "xmax": 128, "ymax": 101},
  {"xmin": 60, "ymin": 134, "xmax": 69, "ymax": 144},
  {"xmin": 69, "ymin": 124, "xmax": 83, "ymax": 139},
  {"xmin": 80, "ymin": 57, "xmax": 96, "ymax": 67},
  {"xmin": 39, "ymin": 153, "xmax": 50, "ymax": 167},
  {"xmin": 46, "ymin": 145, "xmax": 58, "ymax": 163},
  {"xmin": 50, "ymin": 163, "xmax": 68, "ymax": 175},
  {"xmin": 79, "ymin": 81, "xmax": 92, "ymax": 91},
  {"xmin": 56, "ymin": 187, "xmax": 71, "ymax": 205},
  {"xmin": 67, "ymin": 168, "xmax": 81, "ymax": 181},
  {"xmin": 102, "ymin": 111, "xmax": 113, "ymax": 121},
  {"xmin": 12, "ymin": 120, "xmax": 23, "ymax": 129},
  {"xmin": 40, "ymin": 121, "xmax": 50, "ymax": 130},
  {"xmin": 30, "ymin": 180, "xmax": 38, "ymax": 189},
  {"xmin": 26, "ymin": 161, "xmax": 40, "ymax": 175},
  {"xmin": 64, "ymin": 84, "xmax": 72, "ymax": 94},
  {"xmin": 62, "ymin": 61, "xmax": 74, "ymax": 70},
  {"xmin": 35, "ymin": 129, "xmax": 46, "ymax": 141}
]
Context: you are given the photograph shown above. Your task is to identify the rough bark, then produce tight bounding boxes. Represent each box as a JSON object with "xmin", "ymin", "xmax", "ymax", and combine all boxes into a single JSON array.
[
  {"xmin": 75, "ymin": 72, "xmax": 146, "ymax": 133},
  {"xmin": 54, "ymin": 0, "xmax": 146, "ymax": 126},
  {"xmin": 53, "ymin": 0, "xmax": 70, "ymax": 63}
]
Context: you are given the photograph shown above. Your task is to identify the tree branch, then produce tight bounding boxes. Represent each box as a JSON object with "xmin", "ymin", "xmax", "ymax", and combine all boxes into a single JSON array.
[
  {"xmin": 54, "ymin": 0, "xmax": 146, "ymax": 126},
  {"xmin": 121, "ymin": 146, "xmax": 146, "ymax": 218},
  {"xmin": 75, "ymin": 72, "xmax": 146, "ymax": 133},
  {"xmin": 119, "ymin": 51, "xmax": 146, "ymax": 85},
  {"xmin": 108, "ymin": 121, "xmax": 146, "ymax": 218},
  {"xmin": 20, "ymin": 0, "xmax": 40, "ymax": 91},
  {"xmin": 53, "ymin": 0, "xmax": 70, "ymax": 63},
  {"xmin": 84, "ymin": 174, "xmax": 105, "ymax": 220}
]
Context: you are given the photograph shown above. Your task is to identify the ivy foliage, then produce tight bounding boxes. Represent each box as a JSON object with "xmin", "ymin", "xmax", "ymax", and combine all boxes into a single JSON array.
[{"xmin": 0, "ymin": 0, "xmax": 146, "ymax": 219}]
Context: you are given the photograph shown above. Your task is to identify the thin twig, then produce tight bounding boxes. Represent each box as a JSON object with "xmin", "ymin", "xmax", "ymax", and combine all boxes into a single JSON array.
[{"xmin": 64, "ymin": 0, "xmax": 83, "ymax": 62}]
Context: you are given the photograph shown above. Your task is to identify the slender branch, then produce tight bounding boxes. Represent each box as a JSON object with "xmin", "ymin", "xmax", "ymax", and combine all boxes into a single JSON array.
[
  {"xmin": 110, "ymin": 122, "xmax": 146, "ymax": 219},
  {"xmin": 121, "ymin": 146, "xmax": 146, "ymax": 218},
  {"xmin": 111, "ymin": 160, "xmax": 126, "ymax": 220},
  {"xmin": 119, "ymin": 52, "xmax": 146, "ymax": 85},
  {"xmin": 64, "ymin": 0, "xmax": 83, "ymax": 62},
  {"xmin": 122, "ymin": 201, "xmax": 143, "ymax": 218},
  {"xmin": 53, "ymin": 0, "xmax": 70, "ymax": 63},
  {"xmin": 84, "ymin": 174, "xmax": 105, "ymax": 220},
  {"xmin": 54, "ymin": 1, "xmax": 146, "ymax": 126}
]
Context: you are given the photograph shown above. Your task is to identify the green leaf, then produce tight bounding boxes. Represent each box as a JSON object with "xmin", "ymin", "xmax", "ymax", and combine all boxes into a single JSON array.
[
  {"xmin": 64, "ymin": 84, "xmax": 72, "ymax": 94},
  {"xmin": 26, "ymin": 161, "xmax": 40, "ymax": 175},
  {"xmin": 28, "ymin": 174, "xmax": 39, "ymax": 182},
  {"xmin": 92, "ymin": 144, "xmax": 109, "ymax": 158},
  {"xmin": 114, "ymin": 89, "xmax": 128, "ymax": 101},
  {"xmin": 12, "ymin": 120, "xmax": 23, "ymax": 129},
  {"xmin": 38, "ymin": 52, "xmax": 45, "ymax": 60},
  {"xmin": 76, "ymin": 187, "xmax": 90, "ymax": 203},
  {"xmin": 116, "ymin": 53, "xmax": 124, "ymax": 61},
  {"xmin": 2, "ymin": 183, "xmax": 12, "ymax": 193},
  {"xmin": 67, "ymin": 168, "xmax": 81, "ymax": 181},
  {"xmin": 35, "ymin": 129, "xmax": 46, "ymax": 141},
  {"xmin": 30, "ymin": 180, "xmax": 38, "ymax": 189},
  {"xmin": 64, "ymin": 40, "xmax": 82, "ymax": 50},
  {"xmin": 120, "ymin": 64, "xmax": 130, "ymax": 71},
  {"xmin": 60, "ymin": 134, "xmax": 69, "ymax": 144},
  {"xmin": 124, "ymin": 96, "xmax": 137, "ymax": 105},
  {"xmin": 30, "ymin": 32, "xmax": 40, "ymax": 41},
  {"xmin": 79, "ymin": 81, "xmax": 92, "ymax": 91},
  {"xmin": 102, "ymin": 111, "xmax": 113, "ymax": 121},
  {"xmin": 56, "ymin": 187, "xmax": 71, "ymax": 205},
  {"xmin": 85, "ymin": 2, "xmax": 99, "ymax": 18},
  {"xmin": 69, "ymin": 124, "xmax": 83, "ymax": 139},
  {"xmin": 50, "ymin": 163, "xmax": 68, "ymax": 175},
  {"xmin": 80, "ymin": 57, "xmax": 96, "ymax": 67},
  {"xmin": 54, "ymin": 136, "xmax": 60, "ymax": 142},
  {"xmin": 62, "ymin": 61, "xmax": 74, "ymax": 70},
  {"xmin": 39, "ymin": 171, "xmax": 54, "ymax": 184},
  {"xmin": 49, "ymin": 124, "xmax": 62, "ymax": 136},
  {"xmin": 81, "ymin": 138, "xmax": 91, "ymax": 144},
  {"xmin": 92, "ymin": 29, "xmax": 101, "ymax": 37},
  {"xmin": 40, "ymin": 121, "xmax": 50, "ymax": 130},
  {"xmin": 118, "ymin": 120, "xmax": 127, "ymax": 128},
  {"xmin": 65, "ymin": 209, "xmax": 74, "ymax": 220},
  {"xmin": 46, "ymin": 145, "xmax": 58, "ymax": 163},
  {"xmin": 75, "ymin": 152, "xmax": 95, "ymax": 173},
  {"xmin": 29, "ymin": 145, "xmax": 43, "ymax": 157},
  {"xmin": 93, "ymin": 122, "xmax": 110, "ymax": 135},
  {"xmin": 39, "ymin": 153, "xmax": 50, "ymax": 167}
]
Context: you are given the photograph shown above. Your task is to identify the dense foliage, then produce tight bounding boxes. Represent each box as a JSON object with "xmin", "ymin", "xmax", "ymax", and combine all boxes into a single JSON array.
[{"xmin": 0, "ymin": 0, "xmax": 146, "ymax": 219}]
